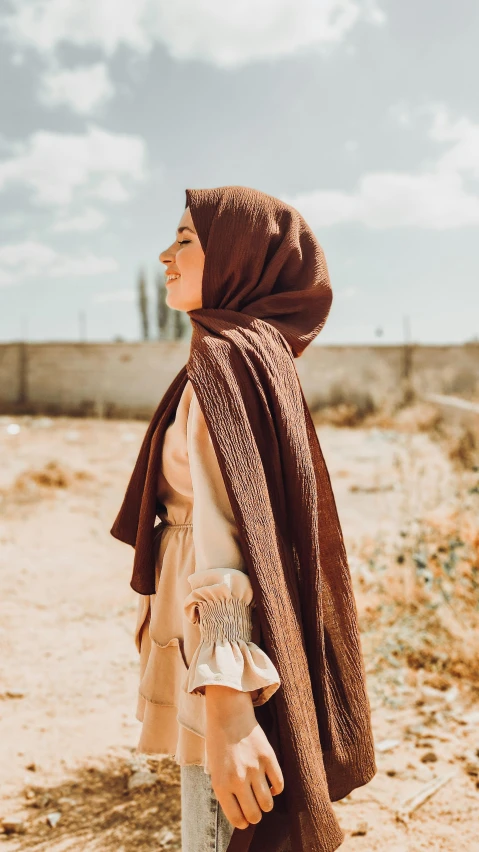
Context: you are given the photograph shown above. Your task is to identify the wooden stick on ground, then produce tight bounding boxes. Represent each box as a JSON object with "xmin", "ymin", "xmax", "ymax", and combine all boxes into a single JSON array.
[{"xmin": 395, "ymin": 771, "xmax": 457, "ymax": 823}]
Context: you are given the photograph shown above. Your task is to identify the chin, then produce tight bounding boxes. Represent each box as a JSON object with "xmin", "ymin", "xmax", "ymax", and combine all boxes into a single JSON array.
[
  {"xmin": 167, "ymin": 298, "xmax": 188, "ymax": 313},
  {"xmin": 165, "ymin": 293, "xmax": 179, "ymax": 310},
  {"xmin": 166, "ymin": 293, "xmax": 199, "ymax": 312}
]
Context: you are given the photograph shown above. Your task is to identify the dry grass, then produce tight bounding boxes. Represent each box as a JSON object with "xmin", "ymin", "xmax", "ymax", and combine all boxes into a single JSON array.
[
  {"xmin": 443, "ymin": 425, "xmax": 479, "ymax": 470},
  {"xmin": 0, "ymin": 460, "xmax": 95, "ymax": 505},
  {"xmin": 2, "ymin": 409, "xmax": 479, "ymax": 850},
  {"xmin": 357, "ymin": 478, "xmax": 479, "ymax": 695},
  {"xmin": 312, "ymin": 394, "xmax": 479, "ymax": 476},
  {"xmin": 2, "ymin": 755, "xmax": 182, "ymax": 851},
  {"xmin": 318, "ymin": 391, "xmax": 479, "ymax": 699},
  {"xmin": 310, "ymin": 392, "xmax": 377, "ymax": 427}
]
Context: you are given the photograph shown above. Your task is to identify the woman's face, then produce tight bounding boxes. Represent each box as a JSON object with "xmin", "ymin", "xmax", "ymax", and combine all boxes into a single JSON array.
[{"xmin": 159, "ymin": 206, "xmax": 205, "ymax": 312}]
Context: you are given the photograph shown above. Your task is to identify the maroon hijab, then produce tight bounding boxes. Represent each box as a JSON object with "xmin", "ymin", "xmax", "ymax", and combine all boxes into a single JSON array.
[{"xmin": 111, "ymin": 186, "xmax": 376, "ymax": 852}]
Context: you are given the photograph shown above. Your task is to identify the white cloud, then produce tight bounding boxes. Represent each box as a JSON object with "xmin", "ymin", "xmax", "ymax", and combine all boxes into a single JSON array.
[
  {"xmin": 52, "ymin": 254, "xmax": 118, "ymax": 277},
  {"xmin": 361, "ymin": 0, "xmax": 385, "ymax": 25},
  {"xmin": 0, "ymin": 240, "xmax": 118, "ymax": 286},
  {"xmin": 1, "ymin": 0, "xmax": 152, "ymax": 55},
  {"xmin": 95, "ymin": 176, "xmax": 130, "ymax": 202},
  {"xmin": 428, "ymin": 106, "xmax": 479, "ymax": 179},
  {"xmin": 284, "ymin": 171, "xmax": 479, "ymax": 229},
  {"xmin": 52, "ymin": 208, "xmax": 106, "ymax": 233},
  {"xmin": 282, "ymin": 106, "xmax": 479, "ymax": 229},
  {"xmin": 336, "ymin": 285, "xmax": 358, "ymax": 299},
  {"xmin": 388, "ymin": 100, "xmax": 413, "ymax": 127},
  {"xmin": 93, "ymin": 288, "xmax": 135, "ymax": 303},
  {"xmin": 11, "ymin": 50, "xmax": 25, "ymax": 65},
  {"xmin": 39, "ymin": 62, "xmax": 114, "ymax": 114},
  {"xmin": 2, "ymin": 0, "xmax": 386, "ymax": 68},
  {"xmin": 0, "ymin": 241, "xmax": 56, "ymax": 285},
  {"xmin": 344, "ymin": 139, "xmax": 358, "ymax": 154},
  {"xmin": 0, "ymin": 125, "xmax": 146, "ymax": 206}
]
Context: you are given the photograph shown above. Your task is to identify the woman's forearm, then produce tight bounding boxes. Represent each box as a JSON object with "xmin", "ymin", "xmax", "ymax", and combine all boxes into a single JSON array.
[
  {"xmin": 205, "ymin": 684, "xmax": 258, "ymax": 743},
  {"xmin": 204, "ymin": 684, "xmax": 256, "ymax": 722}
]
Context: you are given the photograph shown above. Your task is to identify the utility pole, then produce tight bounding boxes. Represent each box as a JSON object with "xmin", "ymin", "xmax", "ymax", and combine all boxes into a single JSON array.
[
  {"xmin": 156, "ymin": 271, "xmax": 170, "ymax": 339},
  {"xmin": 138, "ymin": 268, "xmax": 149, "ymax": 340},
  {"xmin": 401, "ymin": 313, "xmax": 414, "ymax": 405},
  {"xmin": 79, "ymin": 310, "xmax": 87, "ymax": 342},
  {"xmin": 18, "ymin": 315, "xmax": 28, "ymax": 408},
  {"xmin": 403, "ymin": 314, "xmax": 412, "ymax": 378},
  {"xmin": 20, "ymin": 315, "xmax": 28, "ymax": 340}
]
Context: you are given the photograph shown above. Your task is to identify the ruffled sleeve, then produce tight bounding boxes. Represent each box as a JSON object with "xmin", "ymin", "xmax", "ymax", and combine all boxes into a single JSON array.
[{"xmin": 182, "ymin": 387, "xmax": 280, "ymax": 707}]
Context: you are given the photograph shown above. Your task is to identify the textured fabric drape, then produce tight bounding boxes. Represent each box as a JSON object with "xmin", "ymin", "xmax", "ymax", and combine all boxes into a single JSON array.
[{"xmin": 110, "ymin": 186, "xmax": 377, "ymax": 852}]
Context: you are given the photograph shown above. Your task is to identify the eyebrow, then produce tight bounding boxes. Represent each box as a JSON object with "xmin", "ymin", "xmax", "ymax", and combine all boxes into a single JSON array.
[{"xmin": 176, "ymin": 226, "xmax": 196, "ymax": 235}]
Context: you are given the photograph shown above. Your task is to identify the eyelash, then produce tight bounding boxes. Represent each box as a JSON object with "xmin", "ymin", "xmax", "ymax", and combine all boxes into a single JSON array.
[{"xmin": 177, "ymin": 239, "xmax": 191, "ymax": 245}]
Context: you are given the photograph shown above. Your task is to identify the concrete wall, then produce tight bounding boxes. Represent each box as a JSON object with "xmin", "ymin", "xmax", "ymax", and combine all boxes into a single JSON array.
[
  {"xmin": 297, "ymin": 343, "xmax": 479, "ymax": 411},
  {"xmin": 0, "ymin": 341, "xmax": 478, "ymax": 418},
  {"xmin": 0, "ymin": 342, "xmax": 189, "ymax": 418}
]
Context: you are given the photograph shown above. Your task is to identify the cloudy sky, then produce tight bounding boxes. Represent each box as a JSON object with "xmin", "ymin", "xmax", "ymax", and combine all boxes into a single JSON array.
[{"xmin": 0, "ymin": 0, "xmax": 478, "ymax": 345}]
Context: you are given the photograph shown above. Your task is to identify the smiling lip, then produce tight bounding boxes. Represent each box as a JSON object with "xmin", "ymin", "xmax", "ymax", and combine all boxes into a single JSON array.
[{"xmin": 166, "ymin": 274, "xmax": 181, "ymax": 286}]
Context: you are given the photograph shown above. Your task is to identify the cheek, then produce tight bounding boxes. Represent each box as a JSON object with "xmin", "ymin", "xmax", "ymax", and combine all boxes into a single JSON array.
[{"xmin": 177, "ymin": 248, "xmax": 204, "ymax": 282}]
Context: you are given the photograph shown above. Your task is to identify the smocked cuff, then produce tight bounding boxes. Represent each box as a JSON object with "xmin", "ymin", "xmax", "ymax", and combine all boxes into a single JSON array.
[{"xmin": 182, "ymin": 597, "xmax": 280, "ymax": 706}]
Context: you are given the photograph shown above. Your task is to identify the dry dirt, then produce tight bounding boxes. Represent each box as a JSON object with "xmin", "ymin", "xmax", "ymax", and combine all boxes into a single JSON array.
[{"xmin": 0, "ymin": 411, "xmax": 478, "ymax": 851}]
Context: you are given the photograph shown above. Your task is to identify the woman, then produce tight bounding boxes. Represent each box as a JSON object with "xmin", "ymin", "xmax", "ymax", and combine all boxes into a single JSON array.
[
  {"xmin": 111, "ymin": 186, "xmax": 377, "ymax": 852},
  {"xmin": 133, "ymin": 200, "xmax": 284, "ymax": 850}
]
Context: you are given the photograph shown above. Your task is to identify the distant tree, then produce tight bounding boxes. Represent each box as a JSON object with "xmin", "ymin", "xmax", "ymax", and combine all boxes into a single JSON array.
[
  {"xmin": 172, "ymin": 305, "xmax": 194, "ymax": 342},
  {"xmin": 156, "ymin": 271, "xmax": 170, "ymax": 339},
  {"xmin": 155, "ymin": 270, "xmax": 192, "ymax": 342},
  {"xmin": 138, "ymin": 268, "xmax": 149, "ymax": 340},
  {"xmin": 173, "ymin": 309, "xmax": 184, "ymax": 340},
  {"xmin": 180, "ymin": 307, "xmax": 193, "ymax": 343}
]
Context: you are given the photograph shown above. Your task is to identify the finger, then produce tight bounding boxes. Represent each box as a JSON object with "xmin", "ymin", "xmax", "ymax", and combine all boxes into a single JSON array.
[
  {"xmin": 263, "ymin": 757, "xmax": 284, "ymax": 796},
  {"xmin": 250, "ymin": 770, "xmax": 275, "ymax": 813},
  {"xmin": 236, "ymin": 781, "xmax": 263, "ymax": 825},
  {"xmin": 216, "ymin": 790, "xmax": 250, "ymax": 831}
]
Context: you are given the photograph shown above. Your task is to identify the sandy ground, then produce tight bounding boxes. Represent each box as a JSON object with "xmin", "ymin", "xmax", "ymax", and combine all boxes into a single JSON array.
[{"xmin": 0, "ymin": 411, "xmax": 478, "ymax": 851}]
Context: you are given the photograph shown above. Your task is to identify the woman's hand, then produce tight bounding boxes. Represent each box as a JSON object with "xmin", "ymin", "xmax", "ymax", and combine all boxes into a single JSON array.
[{"xmin": 204, "ymin": 684, "xmax": 284, "ymax": 830}]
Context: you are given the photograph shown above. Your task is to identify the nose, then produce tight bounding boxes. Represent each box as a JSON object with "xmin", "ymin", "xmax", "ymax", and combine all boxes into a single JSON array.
[{"xmin": 159, "ymin": 241, "xmax": 176, "ymax": 265}]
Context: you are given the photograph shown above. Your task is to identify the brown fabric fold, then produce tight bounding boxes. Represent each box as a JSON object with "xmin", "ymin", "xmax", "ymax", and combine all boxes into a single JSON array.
[{"xmin": 110, "ymin": 185, "xmax": 377, "ymax": 852}]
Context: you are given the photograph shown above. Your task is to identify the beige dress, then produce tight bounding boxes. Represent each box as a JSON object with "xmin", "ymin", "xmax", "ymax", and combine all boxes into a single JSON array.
[{"xmin": 134, "ymin": 379, "xmax": 281, "ymax": 774}]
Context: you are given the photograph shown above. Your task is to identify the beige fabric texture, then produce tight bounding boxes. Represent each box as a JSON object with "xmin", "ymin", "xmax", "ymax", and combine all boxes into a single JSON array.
[{"xmin": 134, "ymin": 378, "xmax": 281, "ymax": 772}]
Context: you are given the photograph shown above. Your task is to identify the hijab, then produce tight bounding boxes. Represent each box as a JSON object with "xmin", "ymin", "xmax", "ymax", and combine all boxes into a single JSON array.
[{"xmin": 110, "ymin": 186, "xmax": 377, "ymax": 852}]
